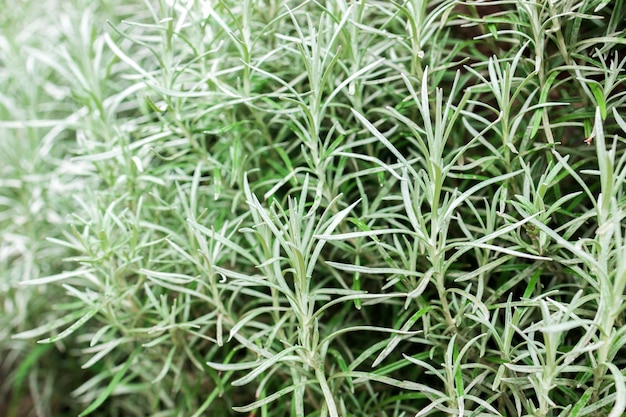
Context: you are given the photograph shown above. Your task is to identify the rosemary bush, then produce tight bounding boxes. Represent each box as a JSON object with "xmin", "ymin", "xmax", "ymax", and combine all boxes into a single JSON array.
[{"xmin": 1, "ymin": 0, "xmax": 625, "ymax": 416}]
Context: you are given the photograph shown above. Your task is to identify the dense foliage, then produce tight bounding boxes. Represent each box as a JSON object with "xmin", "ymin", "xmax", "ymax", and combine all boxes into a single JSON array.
[{"xmin": 1, "ymin": 1, "xmax": 626, "ymax": 416}]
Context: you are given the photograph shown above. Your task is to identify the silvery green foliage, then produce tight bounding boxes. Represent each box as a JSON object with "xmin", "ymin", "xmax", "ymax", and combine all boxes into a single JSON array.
[{"xmin": 1, "ymin": 0, "xmax": 625, "ymax": 416}]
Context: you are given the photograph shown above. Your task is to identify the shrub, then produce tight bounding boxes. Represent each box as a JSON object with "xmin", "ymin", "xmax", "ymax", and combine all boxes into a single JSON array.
[{"xmin": 1, "ymin": 1, "xmax": 625, "ymax": 416}]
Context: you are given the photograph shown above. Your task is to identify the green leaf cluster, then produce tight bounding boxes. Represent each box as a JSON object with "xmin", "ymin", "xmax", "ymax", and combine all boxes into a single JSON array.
[{"xmin": 1, "ymin": 1, "xmax": 626, "ymax": 416}]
